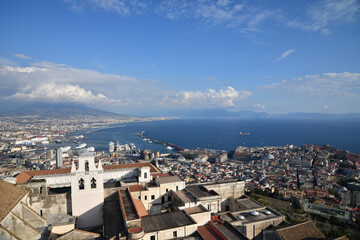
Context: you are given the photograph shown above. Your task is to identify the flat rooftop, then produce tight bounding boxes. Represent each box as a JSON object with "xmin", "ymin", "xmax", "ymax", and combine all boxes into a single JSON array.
[
  {"xmin": 235, "ymin": 197, "xmax": 263, "ymax": 211},
  {"xmin": 184, "ymin": 205, "xmax": 208, "ymax": 215},
  {"xmin": 155, "ymin": 175, "xmax": 183, "ymax": 184},
  {"xmin": 175, "ymin": 190, "xmax": 196, "ymax": 204},
  {"xmin": 230, "ymin": 208, "xmax": 282, "ymax": 224},
  {"xmin": 141, "ymin": 211, "xmax": 195, "ymax": 233},
  {"xmin": 185, "ymin": 185, "xmax": 219, "ymax": 199}
]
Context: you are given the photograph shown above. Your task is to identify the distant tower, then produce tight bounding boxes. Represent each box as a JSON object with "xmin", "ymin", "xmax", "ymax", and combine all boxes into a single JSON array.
[
  {"xmin": 71, "ymin": 152, "xmax": 104, "ymax": 229},
  {"xmin": 46, "ymin": 149, "xmax": 54, "ymax": 160},
  {"xmin": 109, "ymin": 141, "xmax": 114, "ymax": 153},
  {"xmin": 56, "ymin": 148, "xmax": 63, "ymax": 168}
]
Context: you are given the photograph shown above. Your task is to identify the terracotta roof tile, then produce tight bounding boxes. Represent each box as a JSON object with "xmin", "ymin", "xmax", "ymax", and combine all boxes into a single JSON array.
[
  {"xmin": 0, "ymin": 181, "xmax": 28, "ymax": 221},
  {"xmin": 103, "ymin": 162, "xmax": 160, "ymax": 173},
  {"xmin": 198, "ymin": 224, "xmax": 224, "ymax": 240},
  {"xmin": 129, "ymin": 185, "xmax": 147, "ymax": 192},
  {"xmin": 133, "ymin": 199, "xmax": 148, "ymax": 218}
]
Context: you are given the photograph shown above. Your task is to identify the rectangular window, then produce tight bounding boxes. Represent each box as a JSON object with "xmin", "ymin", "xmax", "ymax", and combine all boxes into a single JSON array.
[
  {"xmin": 138, "ymin": 196, "xmax": 141, "ymax": 200},
  {"xmin": 168, "ymin": 196, "xmax": 172, "ymax": 201},
  {"xmin": 166, "ymin": 188, "xmax": 168, "ymax": 192},
  {"xmin": 176, "ymin": 186, "xmax": 179, "ymax": 191},
  {"xmin": 151, "ymin": 195, "xmax": 155, "ymax": 200},
  {"xmin": 173, "ymin": 231, "xmax": 177, "ymax": 237},
  {"xmin": 145, "ymin": 196, "xmax": 147, "ymax": 200},
  {"xmin": 208, "ymin": 204, "xmax": 211, "ymax": 210},
  {"xmin": 150, "ymin": 236, "xmax": 155, "ymax": 240}
]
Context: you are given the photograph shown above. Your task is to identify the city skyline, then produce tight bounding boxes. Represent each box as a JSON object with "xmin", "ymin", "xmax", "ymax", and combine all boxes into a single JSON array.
[{"xmin": 0, "ymin": 0, "xmax": 360, "ymax": 116}]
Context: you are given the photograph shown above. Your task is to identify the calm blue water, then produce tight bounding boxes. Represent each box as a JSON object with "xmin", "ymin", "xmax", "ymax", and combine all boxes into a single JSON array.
[{"xmin": 73, "ymin": 119, "xmax": 360, "ymax": 154}]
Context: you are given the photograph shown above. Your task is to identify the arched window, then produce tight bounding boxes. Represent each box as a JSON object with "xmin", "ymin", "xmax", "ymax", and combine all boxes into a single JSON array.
[
  {"xmin": 85, "ymin": 161, "xmax": 89, "ymax": 171},
  {"xmin": 79, "ymin": 178, "xmax": 85, "ymax": 190},
  {"xmin": 91, "ymin": 177, "xmax": 96, "ymax": 189},
  {"xmin": 40, "ymin": 186, "xmax": 43, "ymax": 194},
  {"xmin": 144, "ymin": 172, "xmax": 147, "ymax": 179}
]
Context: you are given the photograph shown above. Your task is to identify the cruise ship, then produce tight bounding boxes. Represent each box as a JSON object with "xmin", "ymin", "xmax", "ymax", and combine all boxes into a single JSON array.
[{"xmin": 75, "ymin": 143, "xmax": 87, "ymax": 149}]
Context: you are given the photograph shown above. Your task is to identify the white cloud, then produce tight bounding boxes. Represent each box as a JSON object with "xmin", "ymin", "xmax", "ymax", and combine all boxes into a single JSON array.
[
  {"xmin": 176, "ymin": 86, "xmax": 252, "ymax": 108},
  {"xmin": 14, "ymin": 54, "xmax": 32, "ymax": 60},
  {"xmin": 0, "ymin": 61, "xmax": 251, "ymax": 110},
  {"xmin": 253, "ymin": 103, "xmax": 266, "ymax": 109},
  {"xmin": 64, "ymin": 0, "xmax": 147, "ymax": 16},
  {"xmin": 6, "ymin": 84, "xmax": 113, "ymax": 103},
  {"xmin": 275, "ymin": 49, "xmax": 294, "ymax": 62},
  {"xmin": 262, "ymin": 72, "xmax": 360, "ymax": 97},
  {"xmin": 287, "ymin": 0, "xmax": 359, "ymax": 34},
  {"xmin": 158, "ymin": 1, "xmax": 279, "ymax": 32},
  {"xmin": 1, "ymin": 65, "xmax": 47, "ymax": 73}
]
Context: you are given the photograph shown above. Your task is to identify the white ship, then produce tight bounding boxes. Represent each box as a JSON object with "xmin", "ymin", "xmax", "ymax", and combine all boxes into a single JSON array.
[
  {"xmin": 166, "ymin": 146, "xmax": 173, "ymax": 150},
  {"xmin": 61, "ymin": 146, "xmax": 71, "ymax": 152},
  {"xmin": 76, "ymin": 143, "xmax": 87, "ymax": 149}
]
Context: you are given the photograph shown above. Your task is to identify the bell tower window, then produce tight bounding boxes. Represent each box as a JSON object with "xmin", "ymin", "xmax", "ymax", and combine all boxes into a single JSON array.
[
  {"xmin": 91, "ymin": 177, "xmax": 97, "ymax": 189},
  {"xmin": 79, "ymin": 178, "xmax": 85, "ymax": 190}
]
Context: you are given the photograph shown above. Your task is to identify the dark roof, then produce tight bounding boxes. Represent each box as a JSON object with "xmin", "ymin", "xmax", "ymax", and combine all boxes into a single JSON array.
[
  {"xmin": 215, "ymin": 222, "xmax": 249, "ymax": 240},
  {"xmin": 186, "ymin": 185, "xmax": 219, "ymax": 199},
  {"xmin": 119, "ymin": 190, "xmax": 139, "ymax": 221},
  {"xmin": 141, "ymin": 211, "xmax": 195, "ymax": 233},
  {"xmin": 0, "ymin": 181, "xmax": 28, "ymax": 221},
  {"xmin": 276, "ymin": 221, "xmax": 325, "ymax": 240}
]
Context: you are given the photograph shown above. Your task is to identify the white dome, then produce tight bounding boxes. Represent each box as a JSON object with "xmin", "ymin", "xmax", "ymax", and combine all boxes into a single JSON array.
[
  {"xmin": 250, "ymin": 211, "xmax": 259, "ymax": 216},
  {"xmin": 264, "ymin": 210, "xmax": 271, "ymax": 215}
]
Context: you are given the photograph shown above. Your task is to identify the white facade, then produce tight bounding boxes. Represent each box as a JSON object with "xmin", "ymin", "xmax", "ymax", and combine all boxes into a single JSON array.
[
  {"xmin": 56, "ymin": 148, "xmax": 63, "ymax": 168},
  {"xmin": 71, "ymin": 152, "xmax": 104, "ymax": 229}
]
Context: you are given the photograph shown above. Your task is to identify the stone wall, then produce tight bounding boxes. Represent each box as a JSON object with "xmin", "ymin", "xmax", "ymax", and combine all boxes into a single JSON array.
[{"xmin": 29, "ymin": 192, "xmax": 71, "ymax": 216}]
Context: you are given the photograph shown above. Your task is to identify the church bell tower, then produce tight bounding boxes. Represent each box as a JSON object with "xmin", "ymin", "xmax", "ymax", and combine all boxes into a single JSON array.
[{"xmin": 71, "ymin": 152, "xmax": 104, "ymax": 229}]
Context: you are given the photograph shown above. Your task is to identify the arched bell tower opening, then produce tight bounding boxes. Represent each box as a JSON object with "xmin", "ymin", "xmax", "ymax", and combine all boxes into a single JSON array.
[{"xmin": 71, "ymin": 152, "xmax": 104, "ymax": 229}]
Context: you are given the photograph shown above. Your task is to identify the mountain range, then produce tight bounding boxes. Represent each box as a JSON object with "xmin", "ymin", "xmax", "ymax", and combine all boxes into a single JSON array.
[
  {"xmin": 0, "ymin": 102, "xmax": 123, "ymax": 118},
  {"xmin": 1, "ymin": 103, "xmax": 360, "ymax": 119}
]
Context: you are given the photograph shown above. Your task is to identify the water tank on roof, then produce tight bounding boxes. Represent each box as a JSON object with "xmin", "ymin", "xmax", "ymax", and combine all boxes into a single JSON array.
[{"xmin": 237, "ymin": 215, "xmax": 245, "ymax": 220}]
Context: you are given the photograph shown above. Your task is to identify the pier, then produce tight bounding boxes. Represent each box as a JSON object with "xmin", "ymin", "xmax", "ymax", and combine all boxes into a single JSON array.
[{"xmin": 135, "ymin": 132, "xmax": 185, "ymax": 151}]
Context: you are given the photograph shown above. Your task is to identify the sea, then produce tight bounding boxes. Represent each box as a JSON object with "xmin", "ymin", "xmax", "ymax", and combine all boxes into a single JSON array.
[{"xmin": 67, "ymin": 118, "xmax": 360, "ymax": 154}]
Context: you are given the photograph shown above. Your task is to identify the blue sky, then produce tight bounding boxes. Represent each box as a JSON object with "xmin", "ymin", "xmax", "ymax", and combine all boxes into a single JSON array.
[{"xmin": 0, "ymin": 0, "xmax": 359, "ymax": 116}]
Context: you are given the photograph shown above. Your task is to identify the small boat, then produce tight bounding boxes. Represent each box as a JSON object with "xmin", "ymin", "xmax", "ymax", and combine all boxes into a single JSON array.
[
  {"xmin": 166, "ymin": 146, "xmax": 173, "ymax": 150},
  {"xmin": 239, "ymin": 132, "xmax": 250, "ymax": 135}
]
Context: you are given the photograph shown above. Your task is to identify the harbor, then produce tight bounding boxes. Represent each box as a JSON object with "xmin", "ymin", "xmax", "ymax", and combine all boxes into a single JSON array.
[{"xmin": 135, "ymin": 131, "xmax": 185, "ymax": 151}]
